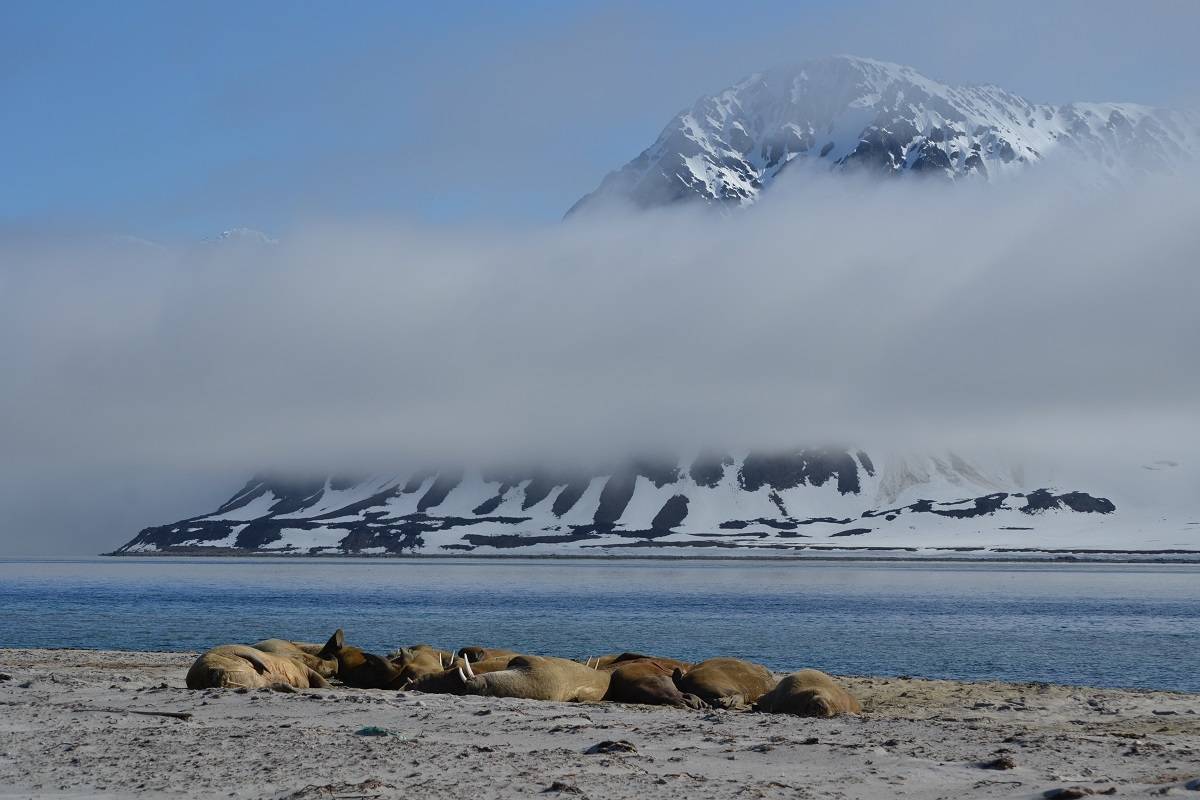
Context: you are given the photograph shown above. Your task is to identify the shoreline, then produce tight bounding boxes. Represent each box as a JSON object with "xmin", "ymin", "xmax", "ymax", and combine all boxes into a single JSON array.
[
  {"xmin": 99, "ymin": 548, "xmax": 1200, "ymax": 564},
  {"xmin": 2, "ymin": 648, "xmax": 1197, "ymax": 799}
]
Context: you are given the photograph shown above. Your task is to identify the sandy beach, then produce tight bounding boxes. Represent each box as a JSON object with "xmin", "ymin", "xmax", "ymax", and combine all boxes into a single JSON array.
[{"xmin": 0, "ymin": 649, "xmax": 1197, "ymax": 799}]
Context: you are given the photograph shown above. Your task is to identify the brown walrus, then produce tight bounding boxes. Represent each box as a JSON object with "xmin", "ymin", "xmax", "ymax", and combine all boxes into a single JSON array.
[
  {"xmin": 186, "ymin": 644, "xmax": 331, "ymax": 690},
  {"xmin": 319, "ymin": 630, "xmax": 412, "ymax": 689},
  {"xmin": 753, "ymin": 669, "xmax": 862, "ymax": 717},
  {"xmin": 672, "ymin": 657, "xmax": 777, "ymax": 709},
  {"xmin": 458, "ymin": 646, "xmax": 521, "ymax": 664},
  {"xmin": 456, "ymin": 654, "xmax": 610, "ymax": 702},
  {"xmin": 251, "ymin": 638, "xmax": 338, "ymax": 678},
  {"xmin": 320, "ymin": 632, "xmax": 461, "ymax": 689},
  {"xmin": 586, "ymin": 652, "xmax": 692, "ymax": 672},
  {"xmin": 603, "ymin": 658, "xmax": 705, "ymax": 709}
]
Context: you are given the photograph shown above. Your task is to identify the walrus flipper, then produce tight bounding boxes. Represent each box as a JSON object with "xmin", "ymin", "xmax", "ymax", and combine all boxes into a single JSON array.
[{"xmin": 239, "ymin": 649, "xmax": 274, "ymax": 675}]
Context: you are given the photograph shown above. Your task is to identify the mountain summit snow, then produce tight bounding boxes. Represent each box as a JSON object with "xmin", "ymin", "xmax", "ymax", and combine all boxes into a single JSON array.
[{"xmin": 568, "ymin": 55, "xmax": 1199, "ymax": 214}]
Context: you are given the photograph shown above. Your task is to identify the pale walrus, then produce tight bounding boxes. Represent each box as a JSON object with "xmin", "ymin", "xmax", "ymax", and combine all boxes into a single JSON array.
[
  {"xmin": 186, "ymin": 644, "xmax": 331, "ymax": 690},
  {"xmin": 251, "ymin": 638, "xmax": 338, "ymax": 678},
  {"xmin": 388, "ymin": 645, "xmax": 454, "ymax": 679},
  {"xmin": 753, "ymin": 669, "xmax": 862, "ymax": 717},
  {"xmin": 387, "ymin": 643, "xmax": 455, "ymax": 665},
  {"xmin": 456, "ymin": 655, "xmax": 611, "ymax": 702},
  {"xmin": 406, "ymin": 654, "xmax": 518, "ymax": 695},
  {"xmin": 672, "ymin": 657, "xmax": 777, "ymax": 709}
]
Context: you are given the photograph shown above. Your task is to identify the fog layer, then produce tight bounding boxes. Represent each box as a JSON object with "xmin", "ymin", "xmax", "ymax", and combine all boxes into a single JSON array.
[{"xmin": 1, "ymin": 172, "xmax": 1197, "ymax": 552}]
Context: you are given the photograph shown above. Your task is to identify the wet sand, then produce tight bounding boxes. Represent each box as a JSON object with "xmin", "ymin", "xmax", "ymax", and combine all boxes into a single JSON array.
[{"xmin": 1, "ymin": 648, "xmax": 1198, "ymax": 799}]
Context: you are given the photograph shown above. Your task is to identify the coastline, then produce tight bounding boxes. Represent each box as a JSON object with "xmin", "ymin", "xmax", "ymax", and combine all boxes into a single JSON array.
[
  {"xmin": 100, "ymin": 547, "xmax": 1200, "ymax": 564},
  {"xmin": 1, "ymin": 648, "xmax": 1197, "ymax": 799}
]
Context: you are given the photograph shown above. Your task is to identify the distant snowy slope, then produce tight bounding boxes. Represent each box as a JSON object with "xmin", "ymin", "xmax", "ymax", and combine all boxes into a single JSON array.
[
  {"xmin": 115, "ymin": 450, "xmax": 1199, "ymax": 558},
  {"xmin": 569, "ymin": 55, "xmax": 1200, "ymax": 214}
]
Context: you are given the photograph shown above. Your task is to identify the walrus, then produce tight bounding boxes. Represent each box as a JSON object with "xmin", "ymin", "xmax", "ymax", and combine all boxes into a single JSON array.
[
  {"xmin": 590, "ymin": 652, "xmax": 692, "ymax": 672},
  {"xmin": 458, "ymin": 646, "xmax": 521, "ymax": 664},
  {"xmin": 252, "ymin": 638, "xmax": 338, "ymax": 678},
  {"xmin": 603, "ymin": 658, "xmax": 705, "ymax": 709},
  {"xmin": 388, "ymin": 644, "xmax": 454, "ymax": 665},
  {"xmin": 456, "ymin": 655, "xmax": 611, "ymax": 702},
  {"xmin": 186, "ymin": 644, "xmax": 331, "ymax": 690},
  {"xmin": 319, "ymin": 630, "xmax": 411, "ymax": 689},
  {"xmin": 673, "ymin": 657, "xmax": 777, "ymax": 709},
  {"xmin": 753, "ymin": 670, "xmax": 862, "ymax": 717},
  {"xmin": 388, "ymin": 645, "xmax": 454, "ymax": 679},
  {"xmin": 406, "ymin": 654, "xmax": 518, "ymax": 695}
]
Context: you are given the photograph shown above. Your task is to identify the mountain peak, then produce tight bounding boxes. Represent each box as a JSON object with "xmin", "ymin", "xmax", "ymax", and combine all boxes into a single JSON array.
[{"xmin": 567, "ymin": 57, "xmax": 1199, "ymax": 216}]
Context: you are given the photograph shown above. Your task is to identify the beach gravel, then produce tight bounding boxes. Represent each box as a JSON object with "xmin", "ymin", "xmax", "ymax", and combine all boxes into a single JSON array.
[{"xmin": 1, "ymin": 648, "xmax": 1198, "ymax": 799}]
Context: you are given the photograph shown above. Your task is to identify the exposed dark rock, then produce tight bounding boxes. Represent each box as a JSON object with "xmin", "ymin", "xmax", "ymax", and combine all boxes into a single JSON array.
[
  {"xmin": 911, "ymin": 141, "xmax": 953, "ymax": 174},
  {"xmin": 472, "ymin": 488, "xmax": 508, "ymax": 516},
  {"xmin": 521, "ymin": 475, "xmax": 558, "ymax": 509},
  {"xmin": 311, "ymin": 487, "xmax": 397, "ymax": 520},
  {"xmin": 552, "ymin": 478, "xmax": 591, "ymax": 517},
  {"xmin": 930, "ymin": 493, "xmax": 1009, "ymax": 519},
  {"xmin": 651, "ymin": 495, "xmax": 689, "ymax": 531},
  {"xmin": 720, "ymin": 517, "xmax": 801, "ymax": 531},
  {"xmin": 689, "ymin": 451, "xmax": 733, "ymax": 488},
  {"xmin": 401, "ymin": 471, "xmax": 433, "ymax": 493},
  {"xmin": 839, "ymin": 127, "xmax": 907, "ymax": 173},
  {"xmin": 634, "ymin": 457, "xmax": 680, "ymax": 487},
  {"xmin": 417, "ymin": 471, "xmax": 462, "ymax": 512},
  {"xmin": 594, "ymin": 472, "xmax": 637, "ymax": 529},
  {"xmin": 739, "ymin": 449, "xmax": 860, "ymax": 494},
  {"xmin": 463, "ymin": 530, "xmax": 600, "ymax": 549},
  {"xmin": 1022, "ymin": 489, "xmax": 1115, "ymax": 515}
]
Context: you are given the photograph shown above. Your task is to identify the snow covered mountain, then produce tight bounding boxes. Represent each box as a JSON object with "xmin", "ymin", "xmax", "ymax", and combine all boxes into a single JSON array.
[
  {"xmin": 115, "ymin": 450, "xmax": 1199, "ymax": 559},
  {"xmin": 568, "ymin": 55, "xmax": 1199, "ymax": 214}
]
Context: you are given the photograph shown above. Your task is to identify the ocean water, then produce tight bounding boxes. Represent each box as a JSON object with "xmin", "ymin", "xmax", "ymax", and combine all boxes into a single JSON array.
[{"xmin": 0, "ymin": 557, "xmax": 1197, "ymax": 692}]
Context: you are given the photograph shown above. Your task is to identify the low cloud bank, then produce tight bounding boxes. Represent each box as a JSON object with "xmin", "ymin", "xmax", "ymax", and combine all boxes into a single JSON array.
[{"xmin": 1, "ymin": 171, "xmax": 1197, "ymax": 551}]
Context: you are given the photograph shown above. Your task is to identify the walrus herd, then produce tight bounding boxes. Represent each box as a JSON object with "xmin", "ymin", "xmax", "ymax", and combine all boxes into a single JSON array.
[{"xmin": 186, "ymin": 629, "xmax": 862, "ymax": 717}]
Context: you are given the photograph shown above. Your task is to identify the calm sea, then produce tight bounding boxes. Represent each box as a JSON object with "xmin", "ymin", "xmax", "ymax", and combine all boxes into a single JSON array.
[{"xmin": 0, "ymin": 557, "xmax": 1196, "ymax": 692}]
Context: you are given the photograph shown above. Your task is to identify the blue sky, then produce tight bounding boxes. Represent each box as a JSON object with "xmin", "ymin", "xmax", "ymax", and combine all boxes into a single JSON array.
[{"xmin": 4, "ymin": 0, "xmax": 1199, "ymax": 238}]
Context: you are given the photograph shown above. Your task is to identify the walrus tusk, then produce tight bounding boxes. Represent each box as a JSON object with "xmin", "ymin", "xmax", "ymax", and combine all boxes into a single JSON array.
[
  {"xmin": 455, "ymin": 667, "xmax": 467, "ymax": 683},
  {"xmin": 462, "ymin": 658, "xmax": 475, "ymax": 679}
]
